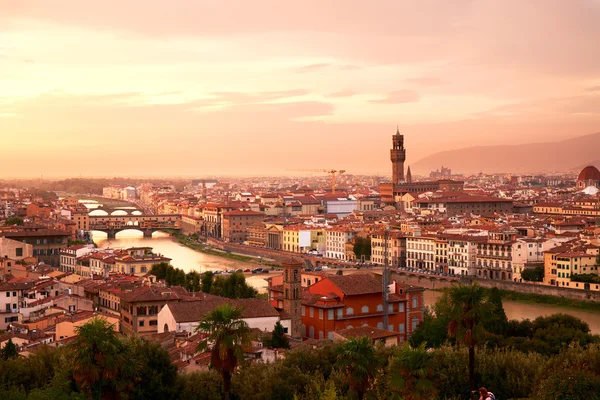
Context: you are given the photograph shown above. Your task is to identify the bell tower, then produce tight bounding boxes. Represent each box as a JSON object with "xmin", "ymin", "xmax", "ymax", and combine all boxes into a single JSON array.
[
  {"xmin": 391, "ymin": 127, "xmax": 406, "ymax": 185},
  {"xmin": 282, "ymin": 258, "xmax": 302, "ymax": 339}
]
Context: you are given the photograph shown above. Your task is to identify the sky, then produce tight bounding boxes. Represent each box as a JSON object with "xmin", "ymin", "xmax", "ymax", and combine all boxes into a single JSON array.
[{"xmin": 1, "ymin": 0, "xmax": 600, "ymax": 178}]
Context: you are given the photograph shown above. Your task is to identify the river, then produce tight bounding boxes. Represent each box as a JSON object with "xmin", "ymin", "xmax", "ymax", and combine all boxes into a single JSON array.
[
  {"xmin": 84, "ymin": 202, "xmax": 600, "ymax": 334},
  {"xmin": 424, "ymin": 290, "xmax": 600, "ymax": 334},
  {"xmin": 92, "ymin": 230, "xmax": 272, "ymax": 293}
]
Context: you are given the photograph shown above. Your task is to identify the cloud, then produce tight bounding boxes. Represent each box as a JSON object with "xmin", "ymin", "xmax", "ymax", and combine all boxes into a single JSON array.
[
  {"xmin": 208, "ymin": 89, "xmax": 310, "ymax": 104},
  {"xmin": 370, "ymin": 90, "xmax": 420, "ymax": 104},
  {"xmin": 329, "ymin": 89, "xmax": 356, "ymax": 98},
  {"xmin": 295, "ymin": 63, "xmax": 330, "ymax": 73},
  {"xmin": 338, "ymin": 64, "xmax": 361, "ymax": 71}
]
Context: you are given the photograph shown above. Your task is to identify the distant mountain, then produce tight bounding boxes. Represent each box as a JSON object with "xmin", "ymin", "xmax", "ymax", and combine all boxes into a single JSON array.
[{"xmin": 412, "ymin": 132, "xmax": 600, "ymax": 175}]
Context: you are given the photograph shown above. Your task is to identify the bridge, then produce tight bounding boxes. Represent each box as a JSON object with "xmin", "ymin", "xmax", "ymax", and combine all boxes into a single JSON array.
[
  {"xmin": 89, "ymin": 214, "xmax": 181, "ymax": 239},
  {"xmin": 88, "ymin": 206, "xmax": 142, "ymax": 215}
]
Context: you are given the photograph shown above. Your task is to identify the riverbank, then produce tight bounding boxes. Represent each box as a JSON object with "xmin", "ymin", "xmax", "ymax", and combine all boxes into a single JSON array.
[
  {"xmin": 488, "ymin": 287, "xmax": 600, "ymax": 313},
  {"xmin": 168, "ymin": 232, "xmax": 280, "ymax": 268},
  {"xmin": 428, "ymin": 285, "xmax": 600, "ymax": 314}
]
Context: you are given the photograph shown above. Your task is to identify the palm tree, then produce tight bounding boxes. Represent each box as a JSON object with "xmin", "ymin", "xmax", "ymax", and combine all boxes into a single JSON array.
[
  {"xmin": 446, "ymin": 283, "xmax": 490, "ymax": 392},
  {"xmin": 391, "ymin": 343, "xmax": 437, "ymax": 400},
  {"xmin": 71, "ymin": 317, "xmax": 138, "ymax": 400},
  {"xmin": 335, "ymin": 337, "xmax": 378, "ymax": 400},
  {"xmin": 196, "ymin": 303, "xmax": 252, "ymax": 400}
]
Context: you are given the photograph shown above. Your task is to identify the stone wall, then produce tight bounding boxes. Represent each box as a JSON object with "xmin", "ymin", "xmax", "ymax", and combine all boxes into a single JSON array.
[{"xmin": 469, "ymin": 278, "xmax": 600, "ymax": 302}]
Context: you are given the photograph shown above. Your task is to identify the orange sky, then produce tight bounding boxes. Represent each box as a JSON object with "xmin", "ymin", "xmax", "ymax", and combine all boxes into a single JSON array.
[{"xmin": 1, "ymin": 0, "xmax": 599, "ymax": 178}]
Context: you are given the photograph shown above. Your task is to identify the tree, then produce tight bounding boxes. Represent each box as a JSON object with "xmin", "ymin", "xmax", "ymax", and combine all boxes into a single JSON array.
[
  {"xmin": 522, "ymin": 266, "xmax": 544, "ymax": 282},
  {"xmin": 485, "ymin": 287, "xmax": 508, "ymax": 335},
  {"xmin": 353, "ymin": 237, "xmax": 372, "ymax": 261},
  {"xmin": 211, "ymin": 272, "xmax": 257, "ymax": 299},
  {"xmin": 334, "ymin": 337, "xmax": 378, "ymax": 400},
  {"xmin": 196, "ymin": 304, "xmax": 252, "ymax": 400},
  {"xmin": 5, "ymin": 217, "xmax": 24, "ymax": 226},
  {"xmin": 1, "ymin": 338, "xmax": 18, "ymax": 360},
  {"xmin": 446, "ymin": 283, "xmax": 490, "ymax": 392},
  {"xmin": 271, "ymin": 321, "xmax": 290, "ymax": 349},
  {"xmin": 128, "ymin": 338, "xmax": 179, "ymax": 400},
  {"xmin": 202, "ymin": 271, "xmax": 214, "ymax": 293},
  {"xmin": 390, "ymin": 343, "xmax": 437, "ymax": 400},
  {"xmin": 70, "ymin": 317, "xmax": 138, "ymax": 400}
]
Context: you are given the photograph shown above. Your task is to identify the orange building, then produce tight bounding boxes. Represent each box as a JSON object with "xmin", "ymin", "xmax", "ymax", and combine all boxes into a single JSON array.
[{"xmin": 268, "ymin": 272, "xmax": 424, "ymax": 342}]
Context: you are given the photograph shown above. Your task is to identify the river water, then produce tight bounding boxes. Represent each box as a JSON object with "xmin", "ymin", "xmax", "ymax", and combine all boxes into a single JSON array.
[
  {"xmin": 92, "ymin": 230, "xmax": 272, "ymax": 293},
  {"xmin": 424, "ymin": 290, "xmax": 600, "ymax": 334},
  {"xmin": 85, "ymin": 202, "xmax": 600, "ymax": 334}
]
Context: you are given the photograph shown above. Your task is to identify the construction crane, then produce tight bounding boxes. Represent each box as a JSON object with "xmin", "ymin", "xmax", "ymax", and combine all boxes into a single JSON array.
[{"xmin": 288, "ymin": 169, "xmax": 346, "ymax": 193}]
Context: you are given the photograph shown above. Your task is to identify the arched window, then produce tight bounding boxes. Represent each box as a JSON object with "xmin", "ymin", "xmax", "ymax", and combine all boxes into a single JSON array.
[
  {"xmin": 377, "ymin": 322, "xmax": 383, "ymax": 329},
  {"xmin": 309, "ymin": 326, "xmax": 314, "ymax": 339},
  {"xmin": 346, "ymin": 307, "xmax": 354, "ymax": 316},
  {"xmin": 376, "ymin": 304, "xmax": 383, "ymax": 312},
  {"xmin": 361, "ymin": 306, "xmax": 369, "ymax": 313},
  {"xmin": 301, "ymin": 324, "xmax": 306, "ymax": 337}
]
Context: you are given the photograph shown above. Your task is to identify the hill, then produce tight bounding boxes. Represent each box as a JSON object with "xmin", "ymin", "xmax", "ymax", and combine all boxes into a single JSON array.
[{"xmin": 412, "ymin": 132, "xmax": 600, "ymax": 175}]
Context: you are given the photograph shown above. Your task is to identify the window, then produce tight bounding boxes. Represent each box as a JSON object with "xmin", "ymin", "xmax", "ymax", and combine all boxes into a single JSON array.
[
  {"xmin": 319, "ymin": 309, "xmax": 323, "ymax": 320},
  {"xmin": 139, "ymin": 320, "xmax": 145, "ymax": 327},
  {"xmin": 302, "ymin": 306, "xmax": 305, "ymax": 316},
  {"xmin": 12, "ymin": 292, "xmax": 16, "ymax": 297},
  {"xmin": 149, "ymin": 320, "xmax": 158, "ymax": 326},
  {"xmin": 377, "ymin": 322, "xmax": 383, "ymax": 329},
  {"xmin": 5, "ymin": 292, "xmax": 9, "ymax": 298},
  {"xmin": 412, "ymin": 296, "xmax": 418, "ymax": 308},
  {"xmin": 337, "ymin": 309, "xmax": 343, "ymax": 319},
  {"xmin": 411, "ymin": 317, "xmax": 419, "ymax": 331},
  {"xmin": 399, "ymin": 323, "xmax": 405, "ymax": 333},
  {"xmin": 309, "ymin": 307, "xmax": 314, "ymax": 318},
  {"xmin": 388, "ymin": 304, "xmax": 393, "ymax": 313},
  {"xmin": 16, "ymin": 248, "xmax": 23, "ymax": 257},
  {"xmin": 328, "ymin": 309, "xmax": 334, "ymax": 320},
  {"xmin": 398, "ymin": 303, "xmax": 405, "ymax": 312},
  {"xmin": 346, "ymin": 307, "xmax": 354, "ymax": 316},
  {"xmin": 362, "ymin": 306, "xmax": 369, "ymax": 313}
]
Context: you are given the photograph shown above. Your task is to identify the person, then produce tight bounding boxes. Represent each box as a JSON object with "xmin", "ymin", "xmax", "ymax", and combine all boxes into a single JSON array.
[{"xmin": 478, "ymin": 387, "xmax": 496, "ymax": 400}]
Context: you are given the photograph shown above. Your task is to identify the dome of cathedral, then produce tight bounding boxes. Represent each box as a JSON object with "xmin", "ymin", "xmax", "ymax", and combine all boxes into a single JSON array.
[{"xmin": 577, "ymin": 165, "xmax": 600, "ymax": 182}]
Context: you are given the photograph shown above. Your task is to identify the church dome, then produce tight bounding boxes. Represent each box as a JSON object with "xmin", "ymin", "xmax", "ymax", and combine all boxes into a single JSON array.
[{"xmin": 577, "ymin": 165, "xmax": 600, "ymax": 182}]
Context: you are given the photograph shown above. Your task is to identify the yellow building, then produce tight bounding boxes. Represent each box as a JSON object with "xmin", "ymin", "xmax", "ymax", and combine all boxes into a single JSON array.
[
  {"xmin": 282, "ymin": 225, "xmax": 324, "ymax": 253},
  {"xmin": 56, "ymin": 312, "xmax": 119, "ymax": 341},
  {"xmin": 555, "ymin": 252, "xmax": 599, "ymax": 290}
]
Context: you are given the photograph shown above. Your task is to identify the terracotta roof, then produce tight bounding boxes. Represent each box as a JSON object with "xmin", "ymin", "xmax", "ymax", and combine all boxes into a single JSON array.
[
  {"xmin": 578, "ymin": 166, "xmax": 600, "ymax": 182},
  {"xmin": 167, "ymin": 298, "xmax": 280, "ymax": 323},
  {"xmin": 323, "ymin": 274, "xmax": 383, "ymax": 296}
]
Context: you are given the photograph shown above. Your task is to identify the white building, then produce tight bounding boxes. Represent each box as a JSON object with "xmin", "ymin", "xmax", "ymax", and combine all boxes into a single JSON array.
[
  {"xmin": 325, "ymin": 227, "xmax": 357, "ymax": 260},
  {"xmin": 406, "ymin": 235, "xmax": 437, "ymax": 271},
  {"xmin": 324, "ymin": 197, "xmax": 358, "ymax": 218},
  {"xmin": 511, "ymin": 238, "xmax": 566, "ymax": 281},
  {"xmin": 59, "ymin": 245, "xmax": 96, "ymax": 273},
  {"xmin": 158, "ymin": 298, "xmax": 291, "ymax": 334},
  {"xmin": 444, "ymin": 235, "xmax": 482, "ymax": 276}
]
